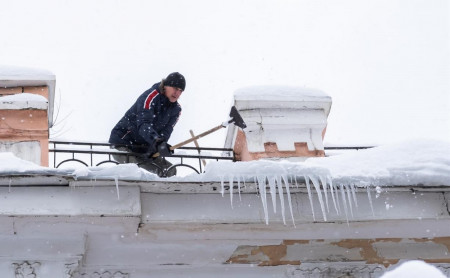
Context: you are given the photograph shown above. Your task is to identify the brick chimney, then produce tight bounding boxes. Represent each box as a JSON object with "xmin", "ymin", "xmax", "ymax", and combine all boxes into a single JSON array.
[
  {"xmin": 0, "ymin": 66, "xmax": 55, "ymax": 166},
  {"xmin": 224, "ymin": 86, "xmax": 331, "ymax": 161}
]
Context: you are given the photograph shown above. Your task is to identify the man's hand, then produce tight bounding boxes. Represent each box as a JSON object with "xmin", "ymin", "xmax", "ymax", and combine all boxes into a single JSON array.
[
  {"xmin": 150, "ymin": 137, "xmax": 163, "ymax": 153},
  {"xmin": 157, "ymin": 141, "xmax": 173, "ymax": 157}
]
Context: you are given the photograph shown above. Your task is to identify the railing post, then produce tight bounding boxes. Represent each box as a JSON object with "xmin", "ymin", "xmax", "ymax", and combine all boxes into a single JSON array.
[
  {"xmin": 53, "ymin": 142, "xmax": 56, "ymax": 168},
  {"xmin": 90, "ymin": 143, "xmax": 93, "ymax": 166}
]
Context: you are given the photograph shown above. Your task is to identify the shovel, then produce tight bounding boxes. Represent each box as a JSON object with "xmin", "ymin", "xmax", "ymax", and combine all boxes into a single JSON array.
[{"xmin": 152, "ymin": 106, "xmax": 246, "ymax": 157}]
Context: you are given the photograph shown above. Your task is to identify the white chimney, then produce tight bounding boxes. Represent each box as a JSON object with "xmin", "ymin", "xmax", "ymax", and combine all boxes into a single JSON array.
[{"xmin": 224, "ymin": 86, "xmax": 332, "ymax": 161}]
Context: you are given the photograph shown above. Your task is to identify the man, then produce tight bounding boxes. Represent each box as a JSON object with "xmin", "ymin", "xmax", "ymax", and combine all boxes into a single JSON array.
[{"xmin": 109, "ymin": 72, "xmax": 185, "ymax": 176}]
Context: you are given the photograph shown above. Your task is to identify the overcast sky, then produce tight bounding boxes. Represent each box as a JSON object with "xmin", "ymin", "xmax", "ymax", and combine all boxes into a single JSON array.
[{"xmin": 1, "ymin": 0, "xmax": 449, "ymax": 147}]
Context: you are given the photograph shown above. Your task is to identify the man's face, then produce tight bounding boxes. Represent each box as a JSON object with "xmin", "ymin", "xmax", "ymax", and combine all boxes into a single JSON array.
[{"xmin": 164, "ymin": 86, "xmax": 183, "ymax": 102}]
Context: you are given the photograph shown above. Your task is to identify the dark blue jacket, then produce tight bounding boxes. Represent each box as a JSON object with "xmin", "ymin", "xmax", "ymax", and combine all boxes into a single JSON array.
[{"xmin": 109, "ymin": 82, "xmax": 181, "ymax": 153}]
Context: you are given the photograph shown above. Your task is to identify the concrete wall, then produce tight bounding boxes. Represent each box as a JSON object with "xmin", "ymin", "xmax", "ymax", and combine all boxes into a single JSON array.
[{"xmin": 0, "ymin": 178, "xmax": 449, "ymax": 277}]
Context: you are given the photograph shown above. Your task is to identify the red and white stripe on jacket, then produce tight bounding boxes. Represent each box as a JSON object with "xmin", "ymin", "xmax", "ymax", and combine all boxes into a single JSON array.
[{"xmin": 143, "ymin": 90, "xmax": 158, "ymax": 109}]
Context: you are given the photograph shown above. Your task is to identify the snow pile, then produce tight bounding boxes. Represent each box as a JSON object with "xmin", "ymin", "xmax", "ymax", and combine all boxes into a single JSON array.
[
  {"xmin": 73, "ymin": 164, "xmax": 157, "ymax": 181},
  {"xmin": 305, "ymin": 139, "xmax": 450, "ymax": 186},
  {"xmin": 0, "ymin": 153, "xmax": 67, "ymax": 176},
  {"xmin": 203, "ymin": 139, "xmax": 450, "ymax": 186},
  {"xmin": 381, "ymin": 260, "xmax": 446, "ymax": 278},
  {"xmin": 0, "ymin": 152, "xmax": 48, "ymax": 173},
  {"xmin": 73, "ymin": 164, "xmax": 158, "ymax": 199}
]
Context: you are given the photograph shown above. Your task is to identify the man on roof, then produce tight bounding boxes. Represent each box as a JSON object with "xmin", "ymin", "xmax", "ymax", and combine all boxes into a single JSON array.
[{"xmin": 109, "ymin": 72, "xmax": 185, "ymax": 177}]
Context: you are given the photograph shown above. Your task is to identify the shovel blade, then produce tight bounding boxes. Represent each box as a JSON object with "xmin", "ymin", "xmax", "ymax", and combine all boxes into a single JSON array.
[{"xmin": 229, "ymin": 106, "xmax": 247, "ymax": 129}]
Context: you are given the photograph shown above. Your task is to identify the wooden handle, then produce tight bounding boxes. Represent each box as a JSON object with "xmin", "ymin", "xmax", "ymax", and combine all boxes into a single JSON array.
[
  {"xmin": 190, "ymin": 130, "xmax": 207, "ymax": 167},
  {"xmin": 152, "ymin": 124, "xmax": 224, "ymax": 158}
]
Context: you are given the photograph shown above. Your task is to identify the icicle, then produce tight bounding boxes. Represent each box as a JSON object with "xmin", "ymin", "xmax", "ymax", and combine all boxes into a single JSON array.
[
  {"xmin": 339, "ymin": 184, "xmax": 349, "ymax": 224},
  {"xmin": 345, "ymin": 185, "xmax": 354, "ymax": 218},
  {"xmin": 8, "ymin": 178, "xmax": 11, "ymax": 193},
  {"xmin": 328, "ymin": 176, "xmax": 339, "ymax": 214},
  {"xmin": 304, "ymin": 175, "xmax": 316, "ymax": 221},
  {"xmin": 220, "ymin": 176, "xmax": 225, "ymax": 197},
  {"xmin": 350, "ymin": 184, "xmax": 358, "ymax": 207},
  {"xmin": 229, "ymin": 175, "xmax": 234, "ymax": 209},
  {"xmin": 257, "ymin": 175, "xmax": 269, "ymax": 225},
  {"xmin": 276, "ymin": 176, "xmax": 286, "ymax": 225},
  {"xmin": 319, "ymin": 175, "xmax": 330, "ymax": 213},
  {"xmin": 114, "ymin": 176, "xmax": 120, "ymax": 200},
  {"xmin": 282, "ymin": 175, "xmax": 296, "ymax": 227},
  {"xmin": 334, "ymin": 182, "xmax": 342, "ymax": 214},
  {"xmin": 367, "ymin": 185, "xmax": 375, "ymax": 216},
  {"xmin": 294, "ymin": 176, "xmax": 299, "ymax": 188},
  {"xmin": 309, "ymin": 175, "xmax": 327, "ymax": 221},
  {"xmin": 237, "ymin": 176, "xmax": 242, "ymax": 201},
  {"xmin": 268, "ymin": 176, "xmax": 277, "ymax": 213}
]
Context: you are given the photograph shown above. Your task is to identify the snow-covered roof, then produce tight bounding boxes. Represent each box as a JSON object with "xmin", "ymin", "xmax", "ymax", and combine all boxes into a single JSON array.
[
  {"xmin": 1, "ymin": 139, "xmax": 449, "ymax": 225},
  {"xmin": 1, "ymin": 139, "xmax": 449, "ymax": 187},
  {"xmin": 0, "ymin": 65, "xmax": 55, "ymax": 126}
]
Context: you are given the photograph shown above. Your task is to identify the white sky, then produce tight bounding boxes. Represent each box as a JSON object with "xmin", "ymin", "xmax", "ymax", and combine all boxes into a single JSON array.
[{"xmin": 0, "ymin": 0, "xmax": 449, "ymax": 147}]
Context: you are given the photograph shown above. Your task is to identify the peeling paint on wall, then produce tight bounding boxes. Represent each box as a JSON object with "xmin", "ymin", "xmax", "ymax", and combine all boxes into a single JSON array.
[{"xmin": 227, "ymin": 237, "xmax": 450, "ymax": 267}]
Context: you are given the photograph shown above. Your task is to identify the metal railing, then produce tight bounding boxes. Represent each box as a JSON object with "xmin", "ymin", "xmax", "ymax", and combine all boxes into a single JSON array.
[
  {"xmin": 324, "ymin": 146, "xmax": 374, "ymax": 151},
  {"xmin": 49, "ymin": 141, "xmax": 374, "ymax": 177},
  {"xmin": 49, "ymin": 141, "xmax": 235, "ymax": 177}
]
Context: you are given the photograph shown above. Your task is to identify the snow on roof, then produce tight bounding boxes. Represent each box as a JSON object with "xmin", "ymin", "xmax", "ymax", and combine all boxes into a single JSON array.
[
  {"xmin": 206, "ymin": 139, "xmax": 450, "ymax": 186},
  {"xmin": 233, "ymin": 85, "xmax": 332, "ymax": 114},
  {"xmin": 1, "ymin": 139, "xmax": 449, "ymax": 187},
  {"xmin": 2, "ymin": 139, "xmax": 448, "ymax": 225},
  {"xmin": 0, "ymin": 65, "xmax": 56, "ymax": 126},
  {"xmin": 234, "ymin": 85, "xmax": 330, "ymax": 101}
]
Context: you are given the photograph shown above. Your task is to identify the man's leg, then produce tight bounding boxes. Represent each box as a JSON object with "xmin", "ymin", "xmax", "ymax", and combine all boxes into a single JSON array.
[
  {"xmin": 111, "ymin": 146, "xmax": 176, "ymax": 177},
  {"xmin": 161, "ymin": 157, "xmax": 177, "ymax": 177},
  {"xmin": 111, "ymin": 146, "xmax": 140, "ymax": 164},
  {"xmin": 136, "ymin": 156, "xmax": 176, "ymax": 177},
  {"xmin": 135, "ymin": 156, "xmax": 164, "ymax": 177}
]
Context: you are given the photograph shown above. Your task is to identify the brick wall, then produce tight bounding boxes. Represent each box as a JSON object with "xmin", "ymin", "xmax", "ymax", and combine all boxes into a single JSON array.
[{"xmin": 0, "ymin": 86, "xmax": 49, "ymax": 166}]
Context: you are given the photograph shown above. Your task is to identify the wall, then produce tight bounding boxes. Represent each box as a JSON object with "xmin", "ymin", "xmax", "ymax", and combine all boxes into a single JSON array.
[
  {"xmin": 0, "ymin": 177, "xmax": 449, "ymax": 277},
  {"xmin": 0, "ymin": 86, "xmax": 49, "ymax": 166}
]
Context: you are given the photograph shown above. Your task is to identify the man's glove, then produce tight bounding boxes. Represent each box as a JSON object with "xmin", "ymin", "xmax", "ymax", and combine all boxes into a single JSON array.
[
  {"xmin": 150, "ymin": 137, "xmax": 163, "ymax": 153},
  {"xmin": 157, "ymin": 141, "xmax": 173, "ymax": 157}
]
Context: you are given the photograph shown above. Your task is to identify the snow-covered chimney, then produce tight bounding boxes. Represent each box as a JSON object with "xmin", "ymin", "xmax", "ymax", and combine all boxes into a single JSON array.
[
  {"xmin": 224, "ymin": 86, "xmax": 331, "ymax": 161},
  {"xmin": 0, "ymin": 66, "xmax": 55, "ymax": 166}
]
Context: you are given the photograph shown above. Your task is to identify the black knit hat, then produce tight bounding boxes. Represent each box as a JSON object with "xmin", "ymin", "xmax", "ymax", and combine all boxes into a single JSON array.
[{"xmin": 164, "ymin": 72, "xmax": 186, "ymax": 91}]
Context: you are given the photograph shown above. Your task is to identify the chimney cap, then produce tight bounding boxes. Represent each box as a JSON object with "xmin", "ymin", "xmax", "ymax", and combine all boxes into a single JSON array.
[{"xmin": 0, "ymin": 65, "xmax": 56, "ymax": 127}]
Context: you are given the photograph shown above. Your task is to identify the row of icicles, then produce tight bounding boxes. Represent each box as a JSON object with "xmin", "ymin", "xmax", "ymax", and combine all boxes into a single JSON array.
[{"xmin": 220, "ymin": 174, "xmax": 376, "ymax": 226}]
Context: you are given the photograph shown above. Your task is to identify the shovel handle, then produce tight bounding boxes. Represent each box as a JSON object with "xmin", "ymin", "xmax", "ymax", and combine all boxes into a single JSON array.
[
  {"xmin": 190, "ymin": 130, "xmax": 207, "ymax": 167},
  {"xmin": 152, "ymin": 124, "xmax": 224, "ymax": 158}
]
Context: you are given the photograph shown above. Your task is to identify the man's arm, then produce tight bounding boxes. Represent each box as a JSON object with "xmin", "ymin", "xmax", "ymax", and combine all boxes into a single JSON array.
[
  {"xmin": 160, "ymin": 104, "xmax": 182, "ymax": 142},
  {"xmin": 136, "ymin": 89, "xmax": 161, "ymax": 145}
]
